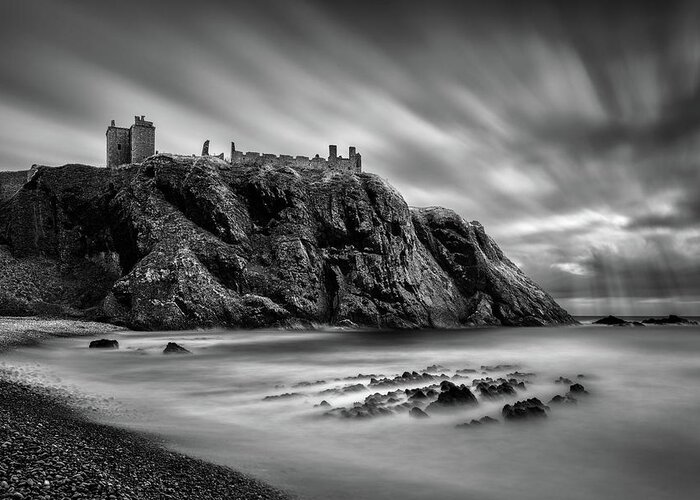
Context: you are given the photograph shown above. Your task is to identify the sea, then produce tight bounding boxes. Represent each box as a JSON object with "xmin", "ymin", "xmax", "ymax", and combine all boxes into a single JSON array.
[{"xmin": 2, "ymin": 319, "xmax": 700, "ymax": 500}]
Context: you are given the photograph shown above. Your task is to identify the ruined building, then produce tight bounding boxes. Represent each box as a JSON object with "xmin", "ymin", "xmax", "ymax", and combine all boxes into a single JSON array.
[
  {"xmin": 105, "ymin": 115, "xmax": 361, "ymax": 173},
  {"xmin": 227, "ymin": 142, "xmax": 361, "ymax": 173},
  {"xmin": 106, "ymin": 116, "xmax": 155, "ymax": 167}
]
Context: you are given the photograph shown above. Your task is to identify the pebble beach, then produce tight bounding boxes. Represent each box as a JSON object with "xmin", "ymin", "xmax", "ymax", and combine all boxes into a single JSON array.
[{"xmin": 0, "ymin": 318, "xmax": 292, "ymax": 500}]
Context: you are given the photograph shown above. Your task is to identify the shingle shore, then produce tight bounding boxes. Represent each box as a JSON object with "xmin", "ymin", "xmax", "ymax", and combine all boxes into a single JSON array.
[{"xmin": 0, "ymin": 318, "xmax": 293, "ymax": 500}]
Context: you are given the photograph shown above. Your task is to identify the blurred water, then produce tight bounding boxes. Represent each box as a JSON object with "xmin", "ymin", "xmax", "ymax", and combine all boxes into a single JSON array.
[{"xmin": 3, "ymin": 324, "xmax": 700, "ymax": 500}]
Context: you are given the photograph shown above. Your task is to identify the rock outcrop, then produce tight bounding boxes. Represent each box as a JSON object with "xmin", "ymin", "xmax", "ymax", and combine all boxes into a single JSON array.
[
  {"xmin": 641, "ymin": 315, "xmax": 698, "ymax": 325},
  {"xmin": 0, "ymin": 156, "xmax": 575, "ymax": 330},
  {"xmin": 89, "ymin": 339, "xmax": 119, "ymax": 349},
  {"xmin": 163, "ymin": 342, "xmax": 191, "ymax": 355},
  {"xmin": 502, "ymin": 398, "xmax": 549, "ymax": 420}
]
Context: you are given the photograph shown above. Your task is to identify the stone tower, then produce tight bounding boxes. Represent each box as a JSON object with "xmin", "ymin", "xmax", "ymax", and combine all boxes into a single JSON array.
[
  {"xmin": 130, "ymin": 116, "xmax": 155, "ymax": 164},
  {"xmin": 106, "ymin": 116, "xmax": 155, "ymax": 167},
  {"xmin": 106, "ymin": 120, "xmax": 130, "ymax": 168}
]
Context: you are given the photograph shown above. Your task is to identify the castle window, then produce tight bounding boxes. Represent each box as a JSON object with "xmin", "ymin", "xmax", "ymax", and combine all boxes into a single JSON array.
[{"xmin": 117, "ymin": 144, "xmax": 122, "ymax": 150}]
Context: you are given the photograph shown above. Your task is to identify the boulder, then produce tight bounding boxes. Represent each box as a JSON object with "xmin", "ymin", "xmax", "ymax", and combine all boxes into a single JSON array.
[
  {"xmin": 548, "ymin": 394, "xmax": 577, "ymax": 405},
  {"xmin": 408, "ymin": 389, "xmax": 427, "ymax": 400},
  {"xmin": 163, "ymin": 342, "xmax": 191, "ymax": 354},
  {"xmin": 502, "ymin": 398, "xmax": 549, "ymax": 420},
  {"xmin": 456, "ymin": 415, "xmax": 500, "ymax": 428},
  {"xmin": 568, "ymin": 383, "xmax": 588, "ymax": 395},
  {"xmin": 642, "ymin": 315, "xmax": 698, "ymax": 325},
  {"xmin": 409, "ymin": 407, "xmax": 430, "ymax": 419},
  {"xmin": 262, "ymin": 393, "xmax": 303, "ymax": 401},
  {"xmin": 476, "ymin": 381, "xmax": 517, "ymax": 399},
  {"xmin": 89, "ymin": 339, "xmax": 119, "ymax": 349},
  {"xmin": 593, "ymin": 315, "xmax": 628, "ymax": 326},
  {"xmin": 426, "ymin": 382, "xmax": 478, "ymax": 412}
]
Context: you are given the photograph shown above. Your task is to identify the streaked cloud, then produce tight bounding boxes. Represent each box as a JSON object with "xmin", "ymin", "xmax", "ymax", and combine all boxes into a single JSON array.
[{"xmin": 0, "ymin": 0, "xmax": 698, "ymax": 314}]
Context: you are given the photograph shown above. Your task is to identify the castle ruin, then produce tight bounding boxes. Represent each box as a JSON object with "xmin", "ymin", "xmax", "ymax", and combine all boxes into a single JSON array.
[
  {"xmin": 106, "ymin": 116, "xmax": 155, "ymax": 168},
  {"xmin": 228, "ymin": 142, "xmax": 361, "ymax": 173},
  {"xmin": 106, "ymin": 116, "xmax": 361, "ymax": 173}
]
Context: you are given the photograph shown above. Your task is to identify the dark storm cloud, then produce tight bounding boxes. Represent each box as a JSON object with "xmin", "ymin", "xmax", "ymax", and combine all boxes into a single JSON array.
[{"xmin": 0, "ymin": 0, "xmax": 698, "ymax": 313}]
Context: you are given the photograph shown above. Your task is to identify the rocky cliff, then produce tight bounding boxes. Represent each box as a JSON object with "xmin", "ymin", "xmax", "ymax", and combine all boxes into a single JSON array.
[{"xmin": 0, "ymin": 155, "xmax": 575, "ymax": 329}]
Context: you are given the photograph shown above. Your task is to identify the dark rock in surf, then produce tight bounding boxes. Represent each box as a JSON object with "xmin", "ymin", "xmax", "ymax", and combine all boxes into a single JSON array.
[
  {"xmin": 426, "ymin": 382, "xmax": 478, "ymax": 412},
  {"xmin": 476, "ymin": 381, "xmax": 517, "ymax": 399},
  {"xmin": 408, "ymin": 389, "xmax": 428, "ymax": 400},
  {"xmin": 456, "ymin": 416, "xmax": 500, "ymax": 428},
  {"xmin": 409, "ymin": 407, "xmax": 430, "ymax": 419},
  {"xmin": 163, "ymin": 342, "xmax": 191, "ymax": 354},
  {"xmin": 549, "ymin": 394, "xmax": 577, "ymax": 405},
  {"xmin": 593, "ymin": 315, "xmax": 629, "ymax": 326},
  {"xmin": 262, "ymin": 393, "xmax": 303, "ymax": 401},
  {"xmin": 502, "ymin": 398, "xmax": 549, "ymax": 420},
  {"xmin": 89, "ymin": 339, "xmax": 119, "ymax": 349},
  {"xmin": 641, "ymin": 315, "xmax": 698, "ymax": 325},
  {"xmin": 568, "ymin": 383, "xmax": 588, "ymax": 395},
  {"xmin": 481, "ymin": 364, "xmax": 519, "ymax": 372}
]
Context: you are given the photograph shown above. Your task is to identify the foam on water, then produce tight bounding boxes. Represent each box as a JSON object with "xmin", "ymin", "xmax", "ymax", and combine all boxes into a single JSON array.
[{"xmin": 3, "ymin": 325, "xmax": 700, "ymax": 500}]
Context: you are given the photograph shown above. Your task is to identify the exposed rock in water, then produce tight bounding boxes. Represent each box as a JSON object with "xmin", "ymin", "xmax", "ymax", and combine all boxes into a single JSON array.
[
  {"xmin": 89, "ymin": 339, "xmax": 119, "ymax": 349},
  {"xmin": 408, "ymin": 389, "xmax": 428, "ymax": 400},
  {"xmin": 0, "ymin": 158, "xmax": 575, "ymax": 330},
  {"xmin": 593, "ymin": 316, "xmax": 645, "ymax": 327},
  {"xmin": 476, "ymin": 381, "xmax": 517, "ymax": 399},
  {"xmin": 262, "ymin": 393, "xmax": 303, "ymax": 401},
  {"xmin": 163, "ymin": 342, "xmax": 191, "ymax": 355},
  {"xmin": 568, "ymin": 383, "xmax": 588, "ymax": 395},
  {"xmin": 502, "ymin": 398, "xmax": 549, "ymax": 420},
  {"xmin": 641, "ymin": 315, "xmax": 698, "ymax": 325},
  {"xmin": 319, "ymin": 383, "xmax": 366, "ymax": 395},
  {"xmin": 426, "ymin": 381, "xmax": 478, "ymax": 412},
  {"xmin": 292, "ymin": 380, "xmax": 327, "ymax": 388},
  {"xmin": 456, "ymin": 416, "xmax": 499, "ymax": 428},
  {"xmin": 370, "ymin": 371, "xmax": 439, "ymax": 388},
  {"xmin": 549, "ymin": 394, "xmax": 577, "ymax": 405},
  {"xmin": 593, "ymin": 315, "xmax": 628, "ymax": 326},
  {"xmin": 409, "ymin": 407, "xmax": 430, "ymax": 419},
  {"xmin": 481, "ymin": 364, "xmax": 519, "ymax": 372}
]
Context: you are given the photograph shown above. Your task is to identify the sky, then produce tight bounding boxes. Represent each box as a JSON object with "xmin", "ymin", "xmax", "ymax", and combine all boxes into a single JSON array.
[{"xmin": 1, "ymin": 0, "xmax": 699, "ymax": 316}]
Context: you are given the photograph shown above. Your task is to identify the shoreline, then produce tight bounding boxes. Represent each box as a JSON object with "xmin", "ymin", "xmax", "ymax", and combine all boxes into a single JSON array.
[{"xmin": 0, "ymin": 318, "xmax": 293, "ymax": 500}]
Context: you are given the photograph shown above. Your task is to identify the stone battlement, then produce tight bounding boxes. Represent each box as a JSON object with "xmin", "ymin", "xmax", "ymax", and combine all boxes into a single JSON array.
[{"xmin": 229, "ymin": 143, "xmax": 361, "ymax": 173}]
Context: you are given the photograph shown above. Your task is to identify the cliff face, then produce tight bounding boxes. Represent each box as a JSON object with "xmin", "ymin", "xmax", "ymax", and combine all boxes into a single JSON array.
[{"xmin": 0, "ymin": 156, "xmax": 575, "ymax": 329}]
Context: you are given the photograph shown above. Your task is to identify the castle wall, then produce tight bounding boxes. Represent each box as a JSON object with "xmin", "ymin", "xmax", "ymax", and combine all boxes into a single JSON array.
[
  {"xmin": 130, "ymin": 120, "xmax": 155, "ymax": 164},
  {"xmin": 106, "ymin": 127, "xmax": 130, "ymax": 168},
  {"xmin": 229, "ymin": 149, "xmax": 360, "ymax": 173}
]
